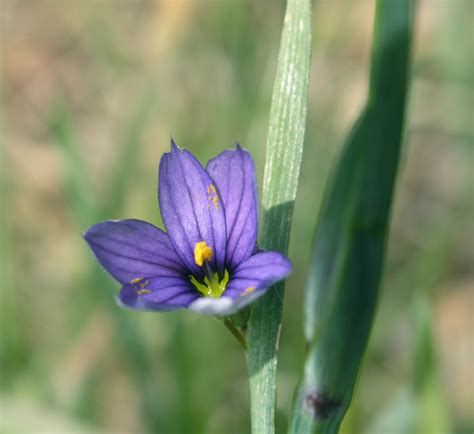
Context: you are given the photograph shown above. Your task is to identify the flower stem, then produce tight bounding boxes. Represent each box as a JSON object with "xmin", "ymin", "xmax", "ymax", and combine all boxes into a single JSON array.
[
  {"xmin": 223, "ymin": 318, "xmax": 247, "ymax": 351},
  {"xmin": 246, "ymin": 0, "xmax": 311, "ymax": 432}
]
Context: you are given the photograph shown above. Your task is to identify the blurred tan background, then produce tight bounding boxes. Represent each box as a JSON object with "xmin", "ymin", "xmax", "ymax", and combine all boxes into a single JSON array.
[{"xmin": 1, "ymin": 1, "xmax": 473, "ymax": 433}]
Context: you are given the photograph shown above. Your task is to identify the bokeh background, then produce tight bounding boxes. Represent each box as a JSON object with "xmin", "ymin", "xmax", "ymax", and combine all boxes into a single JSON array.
[{"xmin": 1, "ymin": 1, "xmax": 473, "ymax": 433}]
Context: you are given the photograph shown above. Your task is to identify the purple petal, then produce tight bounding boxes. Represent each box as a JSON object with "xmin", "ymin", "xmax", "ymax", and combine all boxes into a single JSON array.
[
  {"xmin": 159, "ymin": 141, "xmax": 227, "ymax": 277},
  {"xmin": 188, "ymin": 289, "xmax": 266, "ymax": 316},
  {"xmin": 84, "ymin": 219, "xmax": 186, "ymax": 284},
  {"xmin": 188, "ymin": 296, "xmax": 239, "ymax": 316},
  {"xmin": 224, "ymin": 251, "xmax": 292, "ymax": 298},
  {"xmin": 189, "ymin": 251, "xmax": 292, "ymax": 315},
  {"xmin": 206, "ymin": 144, "xmax": 258, "ymax": 271},
  {"xmin": 118, "ymin": 276, "xmax": 199, "ymax": 311}
]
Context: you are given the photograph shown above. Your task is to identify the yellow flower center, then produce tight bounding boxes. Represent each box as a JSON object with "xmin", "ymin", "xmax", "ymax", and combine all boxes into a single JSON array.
[
  {"xmin": 191, "ymin": 269, "xmax": 229, "ymax": 298},
  {"xmin": 192, "ymin": 241, "xmax": 228, "ymax": 298}
]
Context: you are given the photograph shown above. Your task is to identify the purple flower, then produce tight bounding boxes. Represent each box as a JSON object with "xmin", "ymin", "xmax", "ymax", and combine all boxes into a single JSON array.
[{"xmin": 84, "ymin": 141, "xmax": 292, "ymax": 316}]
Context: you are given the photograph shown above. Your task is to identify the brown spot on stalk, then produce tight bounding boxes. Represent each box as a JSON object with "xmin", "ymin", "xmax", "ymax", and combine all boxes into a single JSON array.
[{"xmin": 305, "ymin": 391, "xmax": 342, "ymax": 420}]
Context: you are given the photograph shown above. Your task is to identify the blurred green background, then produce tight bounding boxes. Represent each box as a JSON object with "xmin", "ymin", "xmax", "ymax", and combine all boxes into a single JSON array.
[{"xmin": 1, "ymin": 1, "xmax": 473, "ymax": 433}]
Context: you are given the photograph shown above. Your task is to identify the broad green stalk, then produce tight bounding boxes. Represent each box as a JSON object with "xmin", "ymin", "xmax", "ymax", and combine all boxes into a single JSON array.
[
  {"xmin": 289, "ymin": 0, "xmax": 414, "ymax": 433},
  {"xmin": 247, "ymin": 0, "xmax": 311, "ymax": 432}
]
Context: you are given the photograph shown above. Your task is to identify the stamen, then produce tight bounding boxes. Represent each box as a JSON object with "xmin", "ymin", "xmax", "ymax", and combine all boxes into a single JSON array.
[
  {"xmin": 207, "ymin": 184, "xmax": 220, "ymax": 211},
  {"xmin": 192, "ymin": 241, "xmax": 228, "ymax": 298},
  {"xmin": 194, "ymin": 241, "xmax": 213, "ymax": 266},
  {"xmin": 241, "ymin": 287, "xmax": 256, "ymax": 297},
  {"xmin": 202, "ymin": 261, "xmax": 216, "ymax": 285}
]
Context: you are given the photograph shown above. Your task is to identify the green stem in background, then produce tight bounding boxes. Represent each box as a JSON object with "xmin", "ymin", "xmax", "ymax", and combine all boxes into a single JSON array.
[
  {"xmin": 412, "ymin": 296, "xmax": 451, "ymax": 434},
  {"xmin": 0, "ymin": 59, "xmax": 18, "ymax": 387},
  {"xmin": 49, "ymin": 95, "xmax": 165, "ymax": 432},
  {"xmin": 289, "ymin": 0, "xmax": 414, "ymax": 433},
  {"xmin": 246, "ymin": 0, "xmax": 311, "ymax": 432},
  {"xmin": 223, "ymin": 318, "xmax": 247, "ymax": 351}
]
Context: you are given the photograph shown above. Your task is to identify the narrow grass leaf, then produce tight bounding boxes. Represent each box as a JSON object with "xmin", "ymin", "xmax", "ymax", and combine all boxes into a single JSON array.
[
  {"xmin": 290, "ymin": 1, "xmax": 414, "ymax": 433},
  {"xmin": 0, "ymin": 77, "xmax": 27, "ymax": 386},
  {"xmin": 246, "ymin": 0, "xmax": 311, "ymax": 432},
  {"xmin": 49, "ymin": 105, "xmax": 95, "ymax": 227},
  {"xmin": 413, "ymin": 296, "xmax": 451, "ymax": 434},
  {"xmin": 50, "ymin": 97, "xmax": 164, "ymax": 432},
  {"xmin": 100, "ymin": 90, "xmax": 156, "ymax": 217}
]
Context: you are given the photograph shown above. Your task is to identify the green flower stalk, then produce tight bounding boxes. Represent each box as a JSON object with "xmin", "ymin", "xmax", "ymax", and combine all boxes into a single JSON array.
[{"xmin": 246, "ymin": 0, "xmax": 311, "ymax": 432}]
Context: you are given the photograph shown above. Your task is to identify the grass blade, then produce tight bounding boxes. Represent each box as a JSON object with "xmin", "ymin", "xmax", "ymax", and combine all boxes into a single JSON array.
[
  {"xmin": 290, "ymin": 1, "xmax": 414, "ymax": 432},
  {"xmin": 246, "ymin": 0, "xmax": 312, "ymax": 432},
  {"xmin": 50, "ymin": 96, "xmax": 165, "ymax": 432},
  {"xmin": 100, "ymin": 90, "xmax": 156, "ymax": 217},
  {"xmin": 412, "ymin": 296, "xmax": 451, "ymax": 434},
  {"xmin": 0, "ymin": 67, "xmax": 27, "ymax": 387},
  {"xmin": 49, "ymin": 105, "xmax": 95, "ymax": 227}
]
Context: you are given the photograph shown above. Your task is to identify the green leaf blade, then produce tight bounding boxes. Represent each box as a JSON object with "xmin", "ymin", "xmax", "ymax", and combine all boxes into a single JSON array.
[
  {"xmin": 290, "ymin": 0, "xmax": 414, "ymax": 433},
  {"xmin": 246, "ymin": 0, "xmax": 312, "ymax": 433}
]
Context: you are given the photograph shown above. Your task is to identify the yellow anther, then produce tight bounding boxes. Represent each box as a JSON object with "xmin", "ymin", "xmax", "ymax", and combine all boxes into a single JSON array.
[
  {"xmin": 131, "ymin": 278, "xmax": 150, "ymax": 297},
  {"xmin": 194, "ymin": 241, "xmax": 213, "ymax": 266},
  {"xmin": 207, "ymin": 184, "xmax": 220, "ymax": 211},
  {"xmin": 241, "ymin": 287, "xmax": 256, "ymax": 297}
]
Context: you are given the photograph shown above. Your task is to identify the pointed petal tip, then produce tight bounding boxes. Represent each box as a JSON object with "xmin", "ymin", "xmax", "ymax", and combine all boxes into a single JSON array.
[
  {"xmin": 234, "ymin": 142, "xmax": 248, "ymax": 154},
  {"xmin": 83, "ymin": 221, "xmax": 104, "ymax": 243},
  {"xmin": 170, "ymin": 138, "xmax": 181, "ymax": 152},
  {"xmin": 82, "ymin": 227, "xmax": 91, "ymax": 240}
]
